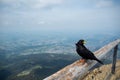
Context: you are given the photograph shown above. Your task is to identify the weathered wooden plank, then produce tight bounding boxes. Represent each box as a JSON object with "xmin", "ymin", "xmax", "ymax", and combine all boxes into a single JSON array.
[
  {"xmin": 111, "ymin": 45, "xmax": 118, "ymax": 74},
  {"xmin": 44, "ymin": 39, "xmax": 120, "ymax": 80}
]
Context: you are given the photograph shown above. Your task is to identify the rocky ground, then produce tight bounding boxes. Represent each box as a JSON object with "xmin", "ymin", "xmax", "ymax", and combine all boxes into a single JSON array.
[{"xmin": 82, "ymin": 60, "xmax": 120, "ymax": 80}]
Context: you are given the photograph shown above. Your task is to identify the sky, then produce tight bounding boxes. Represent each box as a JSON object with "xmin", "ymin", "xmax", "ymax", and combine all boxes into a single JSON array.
[{"xmin": 0, "ymin": 0, "xmax": 120, "ymax": 34}]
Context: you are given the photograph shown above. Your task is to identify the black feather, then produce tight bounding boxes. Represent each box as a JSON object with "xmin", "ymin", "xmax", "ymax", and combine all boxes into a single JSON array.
[{"xmin": 76, "ymin": 39, "xmax": 103, "ymax": 64}]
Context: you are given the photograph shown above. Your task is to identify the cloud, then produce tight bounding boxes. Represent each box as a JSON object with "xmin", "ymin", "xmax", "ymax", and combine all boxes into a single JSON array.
[
  {"xmin": 0, "ymin": 0, "xmax": 64, "ymax": 10},
  {"xmin": 1, "ymin": 0, "xmax": 120, "ymax": 33},
  {"xmin": 33, "ymin": 0, "xmax": 64, "ymax": 8},
  {"xmin": 95, "ymin": 0, "xmax": 113, "ymax": 8},
  {"xmin": 38, "ymin": 21, "xmax": 45, "ymax": 25}
]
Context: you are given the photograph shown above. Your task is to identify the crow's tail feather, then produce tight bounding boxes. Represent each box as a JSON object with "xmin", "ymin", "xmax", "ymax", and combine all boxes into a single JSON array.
[{"xmin": 95, "ymin": 58, "xmax": 104, "ymax": 64}]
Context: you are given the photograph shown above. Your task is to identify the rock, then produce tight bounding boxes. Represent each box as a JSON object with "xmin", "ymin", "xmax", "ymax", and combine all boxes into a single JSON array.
[{"xmin": 82, "ymin": 60, "xmax": 120, "ymax": 80}]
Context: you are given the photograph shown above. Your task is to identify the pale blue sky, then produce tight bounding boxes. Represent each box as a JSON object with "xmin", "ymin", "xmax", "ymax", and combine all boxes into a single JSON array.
[{"xmin": 0, "ymin": 0, "xmax": 120, "ymax": 33}]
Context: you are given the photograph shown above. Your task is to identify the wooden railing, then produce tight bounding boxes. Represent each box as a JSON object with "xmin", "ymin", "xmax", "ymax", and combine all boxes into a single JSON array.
[{"xmin": 44, "ymin": 39, "xmax": 120, "ymax": 80}]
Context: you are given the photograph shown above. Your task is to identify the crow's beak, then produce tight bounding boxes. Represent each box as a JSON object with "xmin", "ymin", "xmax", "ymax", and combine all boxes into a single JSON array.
[{"xmin": 83, "ymin": 41, "xmax": 86, "ymax": 44}]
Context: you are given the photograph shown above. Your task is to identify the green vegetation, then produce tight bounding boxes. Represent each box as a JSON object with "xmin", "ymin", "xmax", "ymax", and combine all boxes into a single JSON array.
[
  {"xmin": 0, "ymin": 53, "xmax": 78, "ymax": 80},
  {"xmin": 17, "ymin": 65, "xmax": 42, "ymax": 77}
]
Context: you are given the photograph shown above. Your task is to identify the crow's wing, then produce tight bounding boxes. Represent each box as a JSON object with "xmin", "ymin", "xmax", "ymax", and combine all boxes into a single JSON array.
[{"xmin": 82, "ymin": 47, "xmax": 96, "ymax": 59}]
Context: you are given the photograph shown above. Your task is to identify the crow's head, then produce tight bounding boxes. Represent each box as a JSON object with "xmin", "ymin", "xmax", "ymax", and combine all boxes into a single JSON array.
[{"xmin": 76, "ymin": 39, "xmax": 86, "ymax": 46}]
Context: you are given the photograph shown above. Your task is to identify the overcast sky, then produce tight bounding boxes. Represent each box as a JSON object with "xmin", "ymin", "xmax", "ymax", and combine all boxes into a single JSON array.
[{"xmin": 0, "ymin": 0, "xmax": 120, "ymax": 34}]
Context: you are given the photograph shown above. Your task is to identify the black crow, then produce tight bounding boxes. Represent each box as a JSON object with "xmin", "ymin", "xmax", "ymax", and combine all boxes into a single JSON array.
[{"xmin": 76, "ymin": 39, "xmax": 103, "ymax": 64}]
